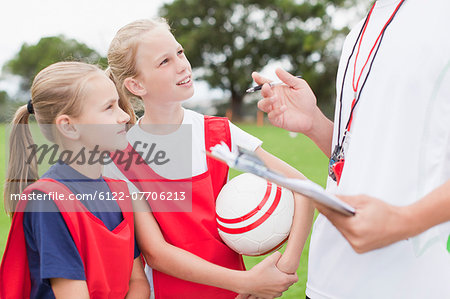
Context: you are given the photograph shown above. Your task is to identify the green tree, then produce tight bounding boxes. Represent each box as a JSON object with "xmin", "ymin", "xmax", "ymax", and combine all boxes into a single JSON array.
[
  {"xmin": 3, "ymin": 35, "xmax": 107, "ymax": 92},
  {"xmin": 161, "ymin": 0, "xmax": 350, "ymax": 120}
]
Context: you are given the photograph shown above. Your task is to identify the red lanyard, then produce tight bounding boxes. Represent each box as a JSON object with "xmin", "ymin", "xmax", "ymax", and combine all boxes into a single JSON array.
[
  {"xmin": 347, "ymin": 0, "xmax": 406, "ymax": 131},
  {"xmin": 338, "ymin": 0, "xmax": 406, "ymax": 144},
  {"xmin": 329, "ymin": 0, "xmax": 407, "ymax": 184}
]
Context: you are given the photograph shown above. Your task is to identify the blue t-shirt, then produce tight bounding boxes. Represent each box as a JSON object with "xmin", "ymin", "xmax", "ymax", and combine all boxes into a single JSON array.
[{"xmin": 23, "ymin": 162, "xmax": 140, "ymax": 299}]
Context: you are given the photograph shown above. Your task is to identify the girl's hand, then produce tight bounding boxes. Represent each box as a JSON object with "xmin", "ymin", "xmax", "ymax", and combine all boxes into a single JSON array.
[
  {"xmin": 239, "ymin": 251, "xmax": 298, "ymax": 298},
  {"xmin": 235, "ymin": 295, "xmax": 258, "ymax": 299}
]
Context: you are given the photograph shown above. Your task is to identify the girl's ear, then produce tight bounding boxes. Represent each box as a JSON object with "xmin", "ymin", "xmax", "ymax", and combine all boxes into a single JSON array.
[
  {"xmin": 124, "ymin": 77, "xmax": 147, "ymax": 96},
  {"xmin": 55, "ymin": 114, "xmax": 80, "ymax": 140}
]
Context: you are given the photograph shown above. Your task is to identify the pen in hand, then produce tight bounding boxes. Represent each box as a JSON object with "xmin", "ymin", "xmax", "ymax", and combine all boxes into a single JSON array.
[{"xmin": 246, "ymin": 75, "xmax": 302, "ymax": 93}]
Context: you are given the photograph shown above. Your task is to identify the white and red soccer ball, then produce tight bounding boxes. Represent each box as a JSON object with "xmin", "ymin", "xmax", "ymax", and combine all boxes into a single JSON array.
[{"xmin": 216, "ymin": 173, "xmax": 294, "ymax": 256}]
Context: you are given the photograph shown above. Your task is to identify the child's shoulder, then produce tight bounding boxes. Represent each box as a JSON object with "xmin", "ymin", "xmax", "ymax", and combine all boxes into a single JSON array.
[
  {"xmin": 184, "ymin": 108, "xmax": 230, "ymax": 125},
  {"xmin": 183, "ymin": 108, "xmax": 204, "ymax": 123}
]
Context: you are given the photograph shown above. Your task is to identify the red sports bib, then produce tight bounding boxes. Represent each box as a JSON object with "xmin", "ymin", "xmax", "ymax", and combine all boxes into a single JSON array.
[{"xmin": 0, "ymin": 178, "xmax": 135, "ymax": 299}]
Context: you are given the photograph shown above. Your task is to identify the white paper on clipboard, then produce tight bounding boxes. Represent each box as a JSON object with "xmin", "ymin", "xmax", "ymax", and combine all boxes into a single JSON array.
[{"xmin": 209, "ymin": 142, "xmax": 355, "ymax": 216}]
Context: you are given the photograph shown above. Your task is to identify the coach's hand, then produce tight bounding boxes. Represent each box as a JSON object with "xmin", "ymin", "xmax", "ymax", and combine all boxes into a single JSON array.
[
  {"xmin": 253, "ymin": 68, "xmax": 318, "ymax": 135},
  {"xmin": 316, "ymin": 195, "xmax": 411, "ymax": 253},
  {"xmin": 253, "ymin": 68, "xmax": 334, "ymax": 157}
]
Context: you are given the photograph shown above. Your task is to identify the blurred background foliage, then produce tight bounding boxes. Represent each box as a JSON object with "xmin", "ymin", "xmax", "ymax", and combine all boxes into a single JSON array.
[
  {"xmin": 0, "ymin": 0, "xmax": 358, "ymax": 123},
  {"xmin": 161, "ymin": 0, "xmax": 354, "ymax": 120},
  {"xmin": 0, "ymin": 36, "xmax": 106, "ymax": 122},
  {"xmin": 3, "ymin": 35, "xmax": 107, "ymax": 92}
]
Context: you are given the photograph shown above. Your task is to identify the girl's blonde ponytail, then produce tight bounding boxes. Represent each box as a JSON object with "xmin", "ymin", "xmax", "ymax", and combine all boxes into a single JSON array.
[{"xmin": 4, "ymin": 104, "xmax": 38, "ymax": 216}]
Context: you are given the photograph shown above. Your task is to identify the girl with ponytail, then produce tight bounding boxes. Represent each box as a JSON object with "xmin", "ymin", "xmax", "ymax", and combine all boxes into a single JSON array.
[
  {"xmin": 0, "ymin": 61, "xmax": 149, "ymax": 299},
  {"xmin": 104, "ymin": 19, "xmax": 314, "ymax": 298}
]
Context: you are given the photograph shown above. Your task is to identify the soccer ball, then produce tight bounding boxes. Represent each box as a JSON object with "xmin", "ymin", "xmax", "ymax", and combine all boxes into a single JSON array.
[{"xmin": 216, "ymin": 173, "xmax": 294, "ymax": 256}]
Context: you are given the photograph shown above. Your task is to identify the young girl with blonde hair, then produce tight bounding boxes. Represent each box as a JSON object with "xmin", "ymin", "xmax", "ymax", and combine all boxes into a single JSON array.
[
  {"xmin": 105, "ymin": 19, "xmax": 314, "ymax": 298},
  {"xmin": 0, "ymin": 61, "xmax": 149, "ymax": 299}
]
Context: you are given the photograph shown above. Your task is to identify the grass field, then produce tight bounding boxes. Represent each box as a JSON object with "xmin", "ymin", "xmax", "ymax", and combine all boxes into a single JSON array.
[{"xmin": 0, "ymin": 122, "xmax": 329, "ymax": 298}]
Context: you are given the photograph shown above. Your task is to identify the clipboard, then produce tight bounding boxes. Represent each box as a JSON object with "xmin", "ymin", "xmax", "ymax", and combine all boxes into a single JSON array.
[{"xmin": 209, "ymin": 142, "xmax": 355, "ymax": 216}]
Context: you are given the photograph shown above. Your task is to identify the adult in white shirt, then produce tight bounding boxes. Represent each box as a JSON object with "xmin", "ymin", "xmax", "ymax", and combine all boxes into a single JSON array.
[{"xmin": 254, "ymin": 0, "xmax": 450, "ymax": 298}]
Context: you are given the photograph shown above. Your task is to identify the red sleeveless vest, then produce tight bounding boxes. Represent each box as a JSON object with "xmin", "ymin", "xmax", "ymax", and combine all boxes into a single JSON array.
[
  {"xmin": 112, "ymin": 116, "xmax": 245, "ymax": 298},
  {"xmin": 0, "ymin": 178, "xmax": 135, "ymax": 299}
]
